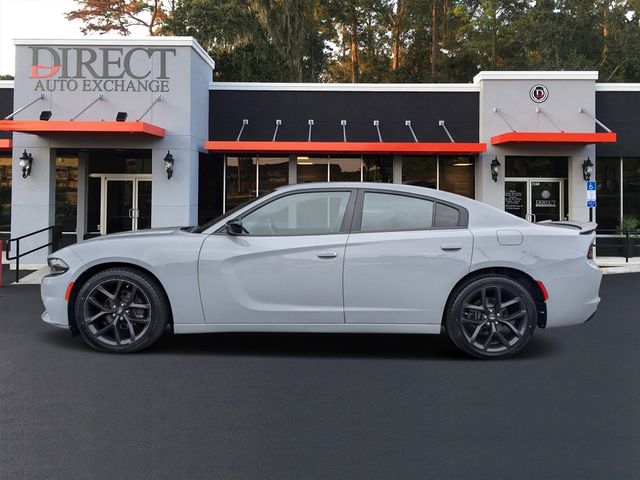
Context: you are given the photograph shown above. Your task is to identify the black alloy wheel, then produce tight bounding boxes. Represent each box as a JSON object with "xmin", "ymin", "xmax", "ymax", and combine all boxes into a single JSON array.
[
  {"xmin": 445, "ymin": 275, "xmax": 537, "ymax": 359},
  {"xmin": 74, "ymin": 267, "xmax": 169, "ymax": 353}
]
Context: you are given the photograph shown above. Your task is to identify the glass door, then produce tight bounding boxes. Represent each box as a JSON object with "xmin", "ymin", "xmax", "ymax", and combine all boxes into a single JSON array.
[
  {"xmin": 530, "ymin": 180, "xmax": 561, "ymax": 222},
  {"xmin": 101, "ymin": 176, "xmax": 152, "ymax": 234},
  {"xmin": 105, "ymin": 179, "xmax": 134, "ymax": 234},
  {"xmin": 505, "ymin": 178, "xmax": 564, "ymax": 222},
  {"xmin": 135, "ymin": 180, "xmax": 152, "ymax": 230}
]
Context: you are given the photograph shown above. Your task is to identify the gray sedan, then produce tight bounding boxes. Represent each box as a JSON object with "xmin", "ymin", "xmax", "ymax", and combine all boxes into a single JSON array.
[{"xmin": 41, "ymin": 183, "xmax": 602, "ymax": 358}]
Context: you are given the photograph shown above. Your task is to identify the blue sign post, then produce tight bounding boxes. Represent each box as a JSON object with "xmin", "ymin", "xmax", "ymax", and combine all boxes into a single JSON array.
[
  {"xmin": 586, "ymin": 181, "xmax": 597, "ymax": 191},
  {"xmin": 587, "ymin": 200, "xmax": 597, "ymax": 208}
]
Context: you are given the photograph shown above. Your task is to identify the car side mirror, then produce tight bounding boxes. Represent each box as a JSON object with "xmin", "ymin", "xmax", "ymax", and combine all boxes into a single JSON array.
[{"xmin": 225, "ymin": 219, "xmax": 247, "ymax": 235}]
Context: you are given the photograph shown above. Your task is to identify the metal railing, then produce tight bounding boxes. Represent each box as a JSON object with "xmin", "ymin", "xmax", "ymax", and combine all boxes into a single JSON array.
[
  {"xmin": 5, "ymin": 226, "xmax": 62, "ymax": 283},
  {"xmin": 595, "ymin": 229, "xmax": 640, "ymax": 263}
]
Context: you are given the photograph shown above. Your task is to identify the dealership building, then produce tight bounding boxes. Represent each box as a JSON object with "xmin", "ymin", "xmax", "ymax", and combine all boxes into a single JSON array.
[{"xmin": 0, "ymin": 37, "xmax": 639, "ymax": 266}]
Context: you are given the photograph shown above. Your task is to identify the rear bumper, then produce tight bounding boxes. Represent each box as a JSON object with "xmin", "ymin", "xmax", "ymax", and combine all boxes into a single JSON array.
[{"xmin": 533, "ymin": 259, "xmax": 602, "ymax": 328}]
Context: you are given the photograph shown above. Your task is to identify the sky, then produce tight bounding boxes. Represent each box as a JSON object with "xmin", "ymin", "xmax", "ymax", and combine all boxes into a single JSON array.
[{"xmin": 0, "ymin": 0, "xmax": 146, "ymax": 76}]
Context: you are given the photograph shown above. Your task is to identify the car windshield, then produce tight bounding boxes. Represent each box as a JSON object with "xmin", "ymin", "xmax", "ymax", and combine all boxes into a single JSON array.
[{"xmin": 189, "ymin": 197, "xmax": 263, "ymax": 234}]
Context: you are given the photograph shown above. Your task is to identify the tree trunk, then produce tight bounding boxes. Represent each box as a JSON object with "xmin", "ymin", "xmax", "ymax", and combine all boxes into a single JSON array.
[
  {"xmin": 492, "ymin": 6, "xmax": 497, "ymax": 68},
  {"xmin": 431, "ymin": 0, "xmax": 438, "ymax": 78},
  {"xmin": 351, "ymin": 6, "xmax": 359, "ymax": 83},
  {"xmin": 391, "ymin": 0, "xmax": 403, "ymax": 73},
  {"xmin": 602, "ymin": 2, "xmax": 609, "ymax": 62}
]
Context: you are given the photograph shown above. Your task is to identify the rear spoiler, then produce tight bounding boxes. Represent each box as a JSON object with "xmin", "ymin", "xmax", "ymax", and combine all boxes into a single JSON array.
[{"xmin": 536, "ymin": 220, "xmax": 597, "ymax": 235}]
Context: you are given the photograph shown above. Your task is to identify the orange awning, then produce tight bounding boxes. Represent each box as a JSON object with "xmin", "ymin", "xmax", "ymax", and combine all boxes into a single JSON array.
[
  {"xmin": 0, "ymin": 139, "xmax": 11, "ymax": 150},
  {"xmin": 0, "ymin": 120, "xmax": 165, "ymax": 138},
  {"xmin": 491, "ymin": 132, "xmax": 616, "ymax": 145},
  {"xmin": 205, "ymin": 140, "xmax": 486, "ymax": 155}
]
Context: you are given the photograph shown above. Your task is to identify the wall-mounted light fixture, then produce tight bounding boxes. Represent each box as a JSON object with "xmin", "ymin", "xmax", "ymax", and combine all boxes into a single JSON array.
[
  {"xmin": 582, "ymin": 157, "xmax": 593, "ymax": 181},
  {"xmin": 19, "ymin": 149, "xmax": 33, "ymax": 178},
  {"xmin": 163, "ymin": 151, "xmax": 174, "ymax": 179},
  {"xmin": 490, "ymin": 156, "xmax": 501, "ymax": 182}
]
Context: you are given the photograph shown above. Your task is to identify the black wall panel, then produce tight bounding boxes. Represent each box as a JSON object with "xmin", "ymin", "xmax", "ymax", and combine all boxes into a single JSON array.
[
  {"xmin": 0, "ymin": 89, "xmax": 13, "ymax": 140},
  {"xmin": 209, "ymin": 90, "xmax": 479, "ymax": 144},
  {"xmin": 596, "ymin": 91, "xmax": 640, "ymax": 157}
]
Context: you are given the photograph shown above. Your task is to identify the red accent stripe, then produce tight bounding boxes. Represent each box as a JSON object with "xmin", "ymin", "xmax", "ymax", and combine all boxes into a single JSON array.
[
  {"xmin": 65, "ymin": 282, "xmax": 75, "ymax": 302},
  {"xmin": 491, "ymin": 132, "xmax": 616, "ymax": 145},
  {"xmin": 536, "ymin": 280, "xmax": 549, "ymax": 301},
  {"xmin": 0, "ymin": 120, "xmax": 165, "ymax": 138},
  {"xmin": 0, "ymin": 139, "xmax": 11, "ymax": 150},
  {"xmin": 205, "ymin": 140, "xmax": 487, "ymax": 155}
]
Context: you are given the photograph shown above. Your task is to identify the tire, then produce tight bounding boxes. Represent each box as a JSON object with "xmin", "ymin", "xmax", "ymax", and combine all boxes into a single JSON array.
[
  {"xmin": 444, "ymin": 275, "xmax": 537, "ymax": 359},
  {"xmin": 74, "ymin": 267, "xmax": 170, "ymax": 353}
]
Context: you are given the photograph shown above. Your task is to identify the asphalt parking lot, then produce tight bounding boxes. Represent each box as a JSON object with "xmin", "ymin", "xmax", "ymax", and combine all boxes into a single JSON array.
[{"xmin": 1, "ymin": 274, "xmax": 639, "ymax": 480}]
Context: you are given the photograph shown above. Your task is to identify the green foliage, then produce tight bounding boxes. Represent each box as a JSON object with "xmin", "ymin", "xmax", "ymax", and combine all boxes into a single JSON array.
[
  {"xmin": 619, "ymin": 215, "xmax": 640, "ymax": 234},
  {"xmin": 70, "ymin": 0, "xmax": 640, "ymax": 83}
]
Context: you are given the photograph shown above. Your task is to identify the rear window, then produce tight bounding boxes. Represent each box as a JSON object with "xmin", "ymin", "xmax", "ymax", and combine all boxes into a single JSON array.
[
  {"xmin": 360, "ymin": 192, "xmax": 434, "ymax": 232},
  {"xmin": 434, "ymin": 203, "xmax": 460, "ymax": 228}
]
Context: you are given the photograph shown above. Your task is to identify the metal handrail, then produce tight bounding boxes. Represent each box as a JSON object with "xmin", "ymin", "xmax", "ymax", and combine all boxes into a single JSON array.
[
  {"xmin": 595, "ymin": 229, "xmax": 640, "ymax": 263},
  {"xmin": 5, "ymin": 225, "xmax": 62, "ymax": 283}
]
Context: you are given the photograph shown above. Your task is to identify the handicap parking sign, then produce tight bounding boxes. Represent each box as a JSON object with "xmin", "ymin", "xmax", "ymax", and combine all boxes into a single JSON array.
[
  {"xmin": 587, "ymin": 200, "xmax": 597, "ymax": 208},
  {"xmin": 586, "ymin": 181, "xmax": 597, "ymax": 191}
]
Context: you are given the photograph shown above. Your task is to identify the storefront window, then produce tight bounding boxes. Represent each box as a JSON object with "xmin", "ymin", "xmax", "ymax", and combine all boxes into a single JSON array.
[
  {"xmin": 363, "ymin": 156, "xmax": 393, "ymax": 183},
  {"xmin": 402, "ymin": 156, "xmax": 437, "ymax": 188},
  {"xmin": 330, "ymin": 157, "xmax": 361, "ymax": 181},
  {"xmin": 0, "ymin": 155, "xmax": 11, "ymax": 233},
  {"xmin": 55, "ymin": 156, "xmax": 78, "ymax": 237},
  {"xmin": 225, "ymin": 155, "xmax": 257, "ymax": 212},
  {"xmin": 596, "ymin": 157, "xmax": 621, "ymax": 231},
  {"xmin": 297, "ymin": 156, "xmax": 327, "ymax": 183},
  {"xmin": 258, "ymin": 156, "xmax": 289, "ymax": 195},
  {"xmin": 623, "ymin": 157, "xmax": 640, "ymax": 228},
  {"xmin": 440, "ymin": 156, "xmax": 475, "ymax": 198}
]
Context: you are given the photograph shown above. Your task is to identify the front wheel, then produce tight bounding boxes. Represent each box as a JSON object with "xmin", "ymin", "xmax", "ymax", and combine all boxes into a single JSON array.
[
  {"xmin": 74, "ymin": 267, "xmax": 170, "ymax": 353},
  {"xmin": 445, "ymin": 275, "xmax": 537, "ymax": 359}
]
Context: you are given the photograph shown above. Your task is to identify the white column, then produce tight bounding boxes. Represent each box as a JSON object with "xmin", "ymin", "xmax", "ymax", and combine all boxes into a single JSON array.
[
  {"xmin": 151, "ymin": 148, "xmax": 199, "ymax": 227},
  {"xmin": 10, "ymin": 142, "xmax": 55, "ymax": 267}
]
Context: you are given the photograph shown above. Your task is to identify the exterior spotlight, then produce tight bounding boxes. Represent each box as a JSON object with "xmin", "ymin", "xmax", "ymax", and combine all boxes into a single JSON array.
[
  {"xmin": 490, "ymin": 156, "xmax": 501, "ymax": 182},
  {"xmin": 19, "ymin": 149, "xmax": 33, "ymax": 178},
  {"xmin": 582, "ymin": 157, "xmax": 594, "ymax": 181},
  {"xmin": 163, "ymin": 151, "xmax": 174, "ymax": 179}
]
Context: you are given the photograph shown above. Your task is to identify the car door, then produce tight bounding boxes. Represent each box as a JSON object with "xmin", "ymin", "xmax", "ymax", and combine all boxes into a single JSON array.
[
  {"xmin": 343, "ymin": 190, "xmax": 473, "ymax": 324},
  {"xmin": 198, "ymin": 189, "xmax": 355, "ymax": 325}
]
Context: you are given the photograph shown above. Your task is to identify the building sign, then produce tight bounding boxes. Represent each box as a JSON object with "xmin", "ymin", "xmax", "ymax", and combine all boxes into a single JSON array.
[
  {"xmin": 529, "ymin": 84, "xmax": 549, "ymax": 103},
  {"xmin": 28, "ymin": 46, "xmax": 176, "ymax": 93},
  {"xmin": 535, "ymin": 189, "xmax": 557, "ymax": 208}
]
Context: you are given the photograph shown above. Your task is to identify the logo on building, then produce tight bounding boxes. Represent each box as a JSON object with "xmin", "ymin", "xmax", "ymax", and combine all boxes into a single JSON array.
[
  {"xmin": 529, "ymin": 84, "xmax": 549, "ymax": 103},
  {"xmin": 541, "ymin": 189, "xmax": 551, "ymax": 199},
  {"xmin": 27, "ymin": 46, "xmax": 176, "ymax": 93}
]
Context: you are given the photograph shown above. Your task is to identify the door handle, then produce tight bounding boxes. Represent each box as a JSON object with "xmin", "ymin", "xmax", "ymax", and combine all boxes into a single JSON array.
[
  {"xmin": 316, "ymin": 250, "xmax": 338, "ymax": 259},
  {"xmin": 440, "ymin": 243, "xmax": 462, "ymax": 252}
]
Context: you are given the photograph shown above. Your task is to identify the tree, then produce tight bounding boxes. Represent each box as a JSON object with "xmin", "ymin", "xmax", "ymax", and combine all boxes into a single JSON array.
[{"xmin": 66, "ymin": 0, "xmax": 174, "ymax": 36}]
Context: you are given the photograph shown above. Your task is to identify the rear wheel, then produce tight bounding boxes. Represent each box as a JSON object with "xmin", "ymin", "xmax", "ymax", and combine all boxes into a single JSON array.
[
  {"xmin": 74, "ymin": 267, "xmax": 169, "ymax": 353},
  {"xmin": 445, "ymin": 275, "xmax": 537, "ymax": 359}
]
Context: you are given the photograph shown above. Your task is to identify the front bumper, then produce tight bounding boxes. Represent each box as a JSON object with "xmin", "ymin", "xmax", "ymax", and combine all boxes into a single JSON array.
[
  {"xmin": 41, "ymin": 310, "xmax": 69, "ymax": 329},
  {"xmin": 40, "ymin": 248, "xmax": 84, "ymax": 329}
]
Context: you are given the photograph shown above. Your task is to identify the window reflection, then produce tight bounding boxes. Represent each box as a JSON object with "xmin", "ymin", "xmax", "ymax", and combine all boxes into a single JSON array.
[
  {"xmin": 440, "ymin": 156, "xmax": 475, "ymax": 198},
  {"xmin": 297, "ymin": 156, "xmax": 327, "ymax": 183},
  {"xmin": 258, "ymin": 156, "xmax": 288, "ymax": 195},
  {"xmin": 226, "ymin": 156, "xmax": 257, "ymax": 212},
  {"xmin": 330, "ymin": 157, "xmax": 361, "ymax": 181},
  {"xmin": 402, "ymin": 156, "xmax": 437, "ymax": 188},
  {"xmin": 0, "ymin": 155, "xmax": 11, "ymax": 233},
  {"xmin": 55, "ymin": 156, "xmax": 79, "ymax": 234},
  {"xmin": 363, "ymin": 156, "xmax": 393, "ymax": 183}
]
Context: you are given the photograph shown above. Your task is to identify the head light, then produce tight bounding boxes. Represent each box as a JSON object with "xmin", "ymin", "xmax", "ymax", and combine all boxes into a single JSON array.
[{"xmin": 47, "ymin": 257, "xmax": 69, "ymax": 275}]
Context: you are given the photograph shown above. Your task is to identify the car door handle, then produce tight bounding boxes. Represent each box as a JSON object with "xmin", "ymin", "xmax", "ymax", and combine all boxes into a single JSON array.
[
  {"xmin": 440, "ymin": 243, "xmax": 462, "ymax": 252},
  {"xmin": 316, "ymin": 250, "xmax": 338, "ymax": 259}
]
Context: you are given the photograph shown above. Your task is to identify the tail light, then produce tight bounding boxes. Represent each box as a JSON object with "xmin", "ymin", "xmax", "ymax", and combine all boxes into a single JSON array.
[{"xmin": 587, "ymin": 241, "xmax": 594, "ymax": 260}]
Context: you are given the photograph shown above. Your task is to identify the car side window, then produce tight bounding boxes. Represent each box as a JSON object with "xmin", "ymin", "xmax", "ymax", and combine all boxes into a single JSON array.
[
  {"xmin": 241, "ymin": 191, "xmax": 351, "ymax": 236},
  {"xmin": 360, "ymin": 192, "xmax": 434, "ymax": 232},
  {"xmin": 434, "ymin": 202, "xmax": 460, "ymax": 228}
]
